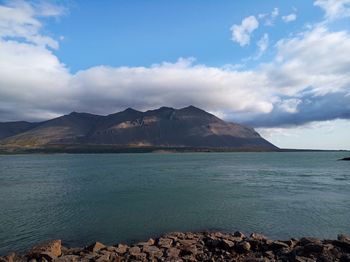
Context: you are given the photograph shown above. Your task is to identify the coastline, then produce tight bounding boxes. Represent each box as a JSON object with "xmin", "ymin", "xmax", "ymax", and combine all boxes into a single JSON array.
[{"xmin": 1, "ymin": 231, "xmax": 350, "ymax": 262}]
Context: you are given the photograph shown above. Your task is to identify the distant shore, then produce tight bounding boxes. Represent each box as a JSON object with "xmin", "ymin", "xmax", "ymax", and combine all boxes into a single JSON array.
[
  {"xmin": 0, "ymin": 144, "xmax": 348, "ymax": 155},
  {"xmin": 1, "ymin": 231, "xmax": 350, "ymax": 261}
]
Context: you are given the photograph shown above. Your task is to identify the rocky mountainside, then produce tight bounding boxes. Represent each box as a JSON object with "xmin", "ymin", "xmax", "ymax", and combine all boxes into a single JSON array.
[{"xmin": 0, "ymin": 106, "xmax": 277, "ymax": 151}]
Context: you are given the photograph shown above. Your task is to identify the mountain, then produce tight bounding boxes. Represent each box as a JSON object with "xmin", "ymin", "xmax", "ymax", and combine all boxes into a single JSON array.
[{"xmin": 0, "ymin": 106, "xmax": 277, "ymax": 151}]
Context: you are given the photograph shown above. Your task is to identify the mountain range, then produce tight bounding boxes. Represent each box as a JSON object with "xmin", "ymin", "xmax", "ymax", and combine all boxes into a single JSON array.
[{"xmin": 0, "ymin": 106, "xmax": 277, "ymax": 152}]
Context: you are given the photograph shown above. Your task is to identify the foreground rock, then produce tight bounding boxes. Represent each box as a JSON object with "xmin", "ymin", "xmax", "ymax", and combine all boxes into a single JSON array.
[
  {"xmin": 339, "ymin": 157, "xmax": 350, "ymax": 161},
  {"xmin": 1, "ymin": 232, "xmax": 350, "ymax": 261}
]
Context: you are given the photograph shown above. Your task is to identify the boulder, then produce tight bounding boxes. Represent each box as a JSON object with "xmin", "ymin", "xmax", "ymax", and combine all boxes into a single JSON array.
[
  {"xmin": 158, "ymin": 238, "xmax": 173, "ymax": 248},
  {"xmin": 86, "ymin": 242, "xmax": 105, "ymax": 253},
  {"xmin": 250, "ymin": 233, "xmax": 267, "ymax": 241},
  {"xmin": 236, "ymin": 241, "xmax": 251, "ymax": 253},
  {"xmin": 27, "ymin": 240, "xmax": 62, "ymax": 260},
  {"xmin": 115, "ymin": 244, "xmax": 128, "ymax": 254},
  {"xmin": 142, "ymin": 245, "xmax": 163, "ymax": 258}
]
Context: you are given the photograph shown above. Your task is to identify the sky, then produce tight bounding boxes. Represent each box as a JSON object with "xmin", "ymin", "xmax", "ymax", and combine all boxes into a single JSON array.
[{"xmin": 0, "ymin": 0, "xmax": 350, "ymax": 150}]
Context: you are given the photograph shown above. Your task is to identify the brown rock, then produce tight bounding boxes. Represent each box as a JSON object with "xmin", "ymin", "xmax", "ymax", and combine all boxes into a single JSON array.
[
  {"xmin": 295, "ymin": 256, "xmax": 316, "ymax": 262},
  {"xmin": 115, "ymin": 244, "xmax": 128, "ymax": 254},
  {"xmin": 250, "ymin": 233, "xmax": 267, "ymax": 241},
  {"xmin": 142, "ymin": 245, "xmax": 163, "ymax": 258},
  {"xmin": 166, "ymin": 247, "xmax": 181, "ymax": 258},
  {"xmin": 86, "ymin": 242, "xmax": 105, "ymax": 253},
  {"xmin": 137, "ymin": 238, "xmax": 155, "ymax": 246},
  {"xmin": 128, "ymin": 246, "xmax": 141, "ymax": 256},
  {"xmin": 178, "ymin": 239, "xmax": 197, "ymax": 246},
  {"xmin": 28, "ymin": 240, "xmax": 62, "ymax": 260},
  {"xmin": 158, "ymin": 238, "xmax": 173, "ymax": 248},
  {"xmin": 222, "ymin": 239, "xmax": 235, "ymax": 249},
  {"xmin": 52, "ymin": 255, "xmax": 79, "ymax": 262},
  {"xmin": 338, "ymin": 234, "xmax": 350, "ymax": 243},
  {"xmin": 233, "ymin": 231, "xmax": 246, "ymax": 239},
  {"xmin": 299, "ymin": 237, "xmax": 322, "ymax": 246},
  {"xmin": 236, "ymin": 241, "xmax": 251, "ymax": 253},
  {"xmin": 268, "ymin": 240, "xmax": 290, "ymax": 250}
]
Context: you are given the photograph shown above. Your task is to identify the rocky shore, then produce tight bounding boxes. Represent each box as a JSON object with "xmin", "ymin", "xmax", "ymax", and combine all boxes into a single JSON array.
[{"xmin": 1, "ymin": 231, "xmax": 350, "ymax": 262}]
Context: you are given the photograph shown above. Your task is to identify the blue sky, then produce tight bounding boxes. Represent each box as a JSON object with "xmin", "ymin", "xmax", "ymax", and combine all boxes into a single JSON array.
[
  {"xmin": 0, "ymin": 0, "xmax": 350, "ymax": 149},
  {"xmin": 50, "ymin": 0, "xmax": 322, "ymax": 72}
]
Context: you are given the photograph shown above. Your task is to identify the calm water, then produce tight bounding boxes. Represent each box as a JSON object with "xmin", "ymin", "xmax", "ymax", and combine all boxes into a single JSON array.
[{"xmin": 0, "ymin": 152, "xmax": 349, "ymax": 255}]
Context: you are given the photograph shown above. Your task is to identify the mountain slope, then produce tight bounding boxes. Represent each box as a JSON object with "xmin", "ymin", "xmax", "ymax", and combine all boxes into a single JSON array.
[{"xmin": 0, "ymin": 106, "xmax": 277, "ymax": 150}]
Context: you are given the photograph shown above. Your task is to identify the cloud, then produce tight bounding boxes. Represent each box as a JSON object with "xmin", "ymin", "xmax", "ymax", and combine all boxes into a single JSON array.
[
  {"xmin": 0, "ymin": 0, "xmax": 65, "ymax": 49},
  {"xmin": 314, "ymin": 0, "xmax": 350, "ymax": 20},
  {"xmin": 257, "ymin": 33, "xmax": 269, "ymax": 56},
  {"xmin": 230, "ymin": 16, "xmax": 259, "ymax": 46},
  {"xmin": 282, "ymin": 13, "xmax": 297, "ymax": 23},
  {"xmin": 0, "ymin": 0, "xmax": 350, "ymax": 133},
  {"xmin": 259, "ymin": 7, "xmax": 279, "ymax": 26}
]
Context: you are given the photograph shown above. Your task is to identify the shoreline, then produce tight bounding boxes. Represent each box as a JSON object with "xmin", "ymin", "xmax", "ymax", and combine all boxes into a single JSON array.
[{"xmin": 1, "ymin": 231, "xmax": 349, "ymax": 262}]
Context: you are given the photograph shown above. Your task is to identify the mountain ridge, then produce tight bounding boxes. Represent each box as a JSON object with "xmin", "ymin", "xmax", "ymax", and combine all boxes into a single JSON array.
[{"xmin": 0, "ymin": 106, "xmax": 278, "ymax": 152}]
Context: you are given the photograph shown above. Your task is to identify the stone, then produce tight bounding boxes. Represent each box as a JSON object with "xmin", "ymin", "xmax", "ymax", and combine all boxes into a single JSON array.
[
  {"xmin": 295, "ymin": 256, "xmax": 317, "ymax": 262},
  {"xmin": 137, "ymin": 238, "xmax": 155, "ymax": 246},
  {"xmin": 115, "ymin": 244, "xmax": 128, "ymax": 254},
  {"xmin": 178, "ymin": 239, "xmax": 197, "ymax": 246},
  {"xmin": 233, "ymin": 231, "xmax": 246, "ymax": 239},
  {"xmin": 28, "ymin": 240, "xmax": 62, "ymax": 260},
  {"xmin": 236, "ymin": 241, "xmax": 251, "ymax": 253},
  {"xmin": 268, "ymin": 240, "xmax": 290, "ymax": 250},
  {"xmin": 86, "ymin": 242, "xmax": 105, "ymax": 253},
  {"xmin": 222, "ymin": 239, "xmax": 235, "ymax": 249},
  {"xmin": 52, "ymin": 255, "xmax": 79, "ymax": 262},
  {"xmin": 303, "ymin": 243, "xmax": 324, "ymax": 253},
  {"xmin": 128, "ymin": 246, "xmax": 141, "ymax": 256},
  {"xmin": 250, "ymin": 233, "xmax": 267, "ymax": 241},
  {"xmin": 340, "ymin": 254, "xmax": 350, "ymax": 262},
  {"xmin": 166, "ymin": 247, "xmax": 181, "ymax": 258},
  {"xmin": 158, "ymin": 238, "xmax": 173, "ymax": 248},
  {"xmin": 299, "ymin": 237, "xmax": 322, "ymax": 246},
  {"xmin": 338, "ymin": 234, "xmax": 350, "ymax": 243},
  {"xmin": 142, "ymin": 245, "xmax": 163, "ymax": 258}
]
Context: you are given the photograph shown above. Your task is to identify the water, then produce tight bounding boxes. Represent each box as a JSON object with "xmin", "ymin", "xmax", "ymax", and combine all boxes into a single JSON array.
[{"xmin": 0, "ymin": 152, "xmax": 349, "ymax": 255}]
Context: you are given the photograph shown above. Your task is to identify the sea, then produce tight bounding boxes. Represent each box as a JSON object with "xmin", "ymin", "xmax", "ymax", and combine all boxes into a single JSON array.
[{"xmin": 0, "ymin": 152, "xmax": 349, "ymax": 255}]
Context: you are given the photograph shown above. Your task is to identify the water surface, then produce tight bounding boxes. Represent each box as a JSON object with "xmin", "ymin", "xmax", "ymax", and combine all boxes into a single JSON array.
[{"xmin": 0, "ymin": 152, "xmax": 349, "ymax": 255}]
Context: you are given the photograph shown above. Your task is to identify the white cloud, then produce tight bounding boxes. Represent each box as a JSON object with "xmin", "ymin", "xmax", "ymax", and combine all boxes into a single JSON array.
[
  {"xmin": 257, "ymin": 33, "xmax": 269, "ymax": 56},
  {"xmin": 282, "ymin": 13, "xmax": 297, "ymax": 23},
  {"xmin": 0, "ymin": 0, "xmax": 350, "ymax": 135},
  {"xmin": 262, "ymin": 7, "xmax": 279, "ymax": 26},
  {"xmin": 0, "ymin": 0, "xmax": 65, "ymax": 49},
  {"xmin": 314, "ymin": 0, "xmax": 350, "ymax": 20},
  {"xmin": 230, "ymin": 16, "xmax": 259, "ymax": 46}
]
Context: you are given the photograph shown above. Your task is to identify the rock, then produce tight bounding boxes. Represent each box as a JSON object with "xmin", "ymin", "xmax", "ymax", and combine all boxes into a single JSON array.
[
  {"xmin": 303, "ymin": 243, "xmax": 324, "ymax": 253},
  {"xmin": 86, "ymin": 241, "xmax": 105, "ymax": 253},
  {"xmin": 142, "ymin": 245, "xmax": 163, "ymax": 258},
  {"xmin": 166, "ymin": 247, "xmax": 181, "ymax": 258},
  {"xmin": 158, "ymin": 238, "xmax": 173, "ymax": 248},
  {"xmin": 268, "ymin": 240, "xmax": 290, "ymax": 250},
  {"xmin": 222, "ymin": 239, "xmax": 235, "ymax": 249},
  {"xmin": 28, "ymin": 240, "xmax": 62, "ymax": 260},
  {"xmin": 128, "ymin": 246, "xmax": 141, "ymax": 256},
  {"xmin": 137, "ymin": 238, "xmax": 155, "ymax": 246},
  {"xmin": 340, "ymin": 254, "xmax": 350, "ymax": 262},
  {"xmin": 295, "ymin": 256, "xmax": 317, "ymax": 262},
  {"xmin": 333, "ymin": 240, "xmax": 350, "ymax": 252},
  {"xmin": 177, "ymin": 239, "xmax": 197, "ymax": 246},
  {"xmin": 233, "ymin": 231, "xmax": 246, "ymax": 239},
  {"xmin": 250, "ymin": 233, "xmax": 267, "ymax": 241},
  {"xmin": 338, "ymin": 234, "xmax": 350, "ymax": 242},
  {"xmin": 299, "ymin": 237, "xmax": 322, "ymax": 246},
  {"xmin": 114, "ymin": 243, "xmax": 128, "ymax": 254},
  {"xmin": 52, "ymin": 255, "xmax": 79, "ymax": 262},
  {"xmin": 236, "ymin": 241, "xmax": 251, "ymax": 253},
  {"xmin": 339, "ymin": 157, "xmax": 350, "ymax": 161}
]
